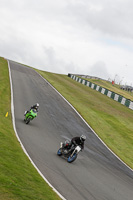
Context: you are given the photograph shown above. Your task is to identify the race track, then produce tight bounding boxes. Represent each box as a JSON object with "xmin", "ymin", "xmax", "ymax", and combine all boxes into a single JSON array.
[{"xmin": 9, "ymin": 60, "xmax": 133, "ymax": 200}]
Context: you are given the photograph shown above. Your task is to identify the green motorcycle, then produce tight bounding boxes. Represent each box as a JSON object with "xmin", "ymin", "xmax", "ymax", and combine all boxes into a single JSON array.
[{"xmin": 24, "ymin": 109, "xmax": 37, "ymax": 124}]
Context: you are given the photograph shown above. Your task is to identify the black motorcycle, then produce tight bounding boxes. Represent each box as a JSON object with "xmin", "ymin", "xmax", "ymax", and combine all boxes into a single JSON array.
[{"xmin": 57, "ymin": 140, "xmax": 82, "ymax": 163}]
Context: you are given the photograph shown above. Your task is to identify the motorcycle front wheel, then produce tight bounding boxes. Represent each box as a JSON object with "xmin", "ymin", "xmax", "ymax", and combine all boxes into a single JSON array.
[
  {"xmin": 67, "ymin": 153, "xmax": 77, "ymax": 163},
  {"xmin": 25, "ymin": 117, "xmax": 31, "ymax": 124}
]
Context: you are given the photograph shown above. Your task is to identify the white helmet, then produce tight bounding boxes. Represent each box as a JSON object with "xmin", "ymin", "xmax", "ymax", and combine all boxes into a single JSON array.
[
  {"xmin": 35, "ymin": 103, "xmax": 39, "ymax": 108},
  {"xmin": 80, "ymin": 135, "xmax": 86, "ymax": 141}
]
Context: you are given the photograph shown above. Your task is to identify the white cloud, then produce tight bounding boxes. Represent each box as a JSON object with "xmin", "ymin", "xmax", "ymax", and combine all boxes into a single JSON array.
[
  {"xmin": 88, "ymin": 61, "xmax": 110, "ymax": 79},
  {"xmin": 0, "ymin": 0, "xmax": 133, "ymax": 85}
]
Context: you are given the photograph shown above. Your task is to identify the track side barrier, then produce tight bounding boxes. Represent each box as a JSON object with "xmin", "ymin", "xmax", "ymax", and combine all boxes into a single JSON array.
[{"xmin": 68, "ymin": 74, "xmax": 133, "ymax": 110}]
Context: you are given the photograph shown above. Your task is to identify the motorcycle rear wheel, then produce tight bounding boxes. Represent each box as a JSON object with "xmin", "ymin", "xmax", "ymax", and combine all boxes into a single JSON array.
[{"xmin": 57, "ymin": 148, "xmax": 62, "ymax": 156}]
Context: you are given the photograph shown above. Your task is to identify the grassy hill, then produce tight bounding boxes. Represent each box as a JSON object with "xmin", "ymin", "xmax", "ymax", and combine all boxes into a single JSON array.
[{"xmin": 0, "ymin": 57, "xmax": 133, "ymax": 200}]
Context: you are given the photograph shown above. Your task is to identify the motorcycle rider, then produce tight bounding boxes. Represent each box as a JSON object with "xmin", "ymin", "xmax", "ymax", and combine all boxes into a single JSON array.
[
  {"xmin": 71, "ymin": 135, "xmax": 86, "ymax": 150},
  {"xmin": 24, "ymin": 103, "xmax": 39, "ymax": 116},
  {"xmin": 63, "ymin": 135, "xmax": 86, "ymax": 151}
]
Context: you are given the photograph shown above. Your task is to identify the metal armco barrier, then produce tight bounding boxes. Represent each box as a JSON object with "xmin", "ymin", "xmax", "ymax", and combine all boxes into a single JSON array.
[{"xmin": 68, "ymin": 74, "xmax": 133, "ymax": 111}]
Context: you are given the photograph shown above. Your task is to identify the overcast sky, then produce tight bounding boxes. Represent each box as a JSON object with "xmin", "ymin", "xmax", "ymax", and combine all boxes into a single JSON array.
[{"xmin": 0, "ymin": 0, "xmax": 133, "ymax": 85}]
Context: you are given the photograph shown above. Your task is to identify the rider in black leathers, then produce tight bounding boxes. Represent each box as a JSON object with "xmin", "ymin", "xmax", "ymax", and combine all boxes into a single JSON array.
[
  {"xmin": 63, "ymin": 135, "xmax": 86, "ymax": 151},
  {"xmin": 24, "ymin": 103, "xmax": 39, "ymax": 115},
  {"xmin": 71, "ymin": 136, "xmax": 85, "ymax": 150},
  {"xmin": 71, "ymin": 135, "xmax": 86, "ymax": 150},
  {"xmin": 30, "ymin": 103, "xmax": 39, "ymax": 112}
]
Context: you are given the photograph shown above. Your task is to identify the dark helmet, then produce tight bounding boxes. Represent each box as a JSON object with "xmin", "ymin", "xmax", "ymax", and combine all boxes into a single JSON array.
[{"xmin": 80, "ymin": 135, "xmax": 86, "ymax": 141}]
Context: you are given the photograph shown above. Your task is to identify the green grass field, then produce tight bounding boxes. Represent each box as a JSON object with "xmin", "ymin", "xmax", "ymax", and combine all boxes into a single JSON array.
[
  {"xmin": 0, "ymin": 57, "xmax": 133, "ymax": 200},
  {"xmin": 0, "ymin": 57, "xmax": 61, "ymax": 200}
]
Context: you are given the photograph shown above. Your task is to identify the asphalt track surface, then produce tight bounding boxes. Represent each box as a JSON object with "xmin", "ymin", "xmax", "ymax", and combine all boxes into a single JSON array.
[{"xmin": 9, "ymin": 60, "xmax": 133, "ymax": 200}]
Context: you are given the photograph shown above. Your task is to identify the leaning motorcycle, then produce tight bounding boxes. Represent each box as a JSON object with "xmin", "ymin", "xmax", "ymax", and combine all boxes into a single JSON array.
[
  {"xmin": 57, "ymin": 140, "xmax": 82, "ymax": 163},
  {"xmin": 24, "ymin": 109, "xmax": 37, "ymax": 124}
]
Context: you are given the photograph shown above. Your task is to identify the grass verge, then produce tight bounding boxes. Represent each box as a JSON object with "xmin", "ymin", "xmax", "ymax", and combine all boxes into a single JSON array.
[
  {"xmin": 0, "ymin": 57, "xmax": 61, "ymax": 200},
  {"xmin": 35, "ymin": 69, "xmax": 133, "ymax": 169}
]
